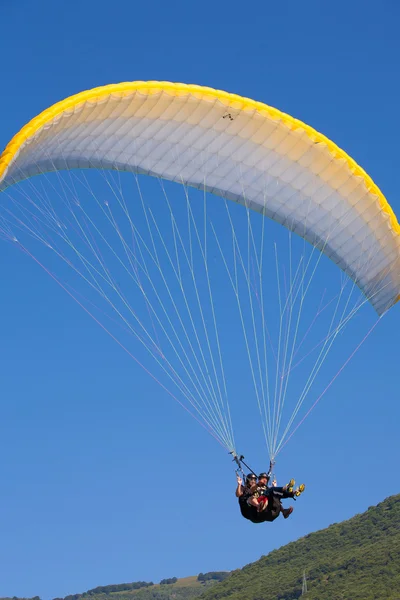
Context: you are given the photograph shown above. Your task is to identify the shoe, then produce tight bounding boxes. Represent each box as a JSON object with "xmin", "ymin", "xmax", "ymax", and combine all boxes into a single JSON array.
[
  {"xmin": 294, "ymin": 483, "xmax": 305, "ymax": 497},
  {"xmin": 282, "ymin": 506, "xmax": 293, "ymax": 519},
  {"xmin": 286, "ymin": 478, "xmax": 295, "ymax": 493}
]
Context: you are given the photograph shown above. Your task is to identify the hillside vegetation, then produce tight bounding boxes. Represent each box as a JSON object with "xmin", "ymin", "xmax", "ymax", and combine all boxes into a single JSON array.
[{"xmin": 200, "ymin": 494, "xmax": 400, "ymax": 600}]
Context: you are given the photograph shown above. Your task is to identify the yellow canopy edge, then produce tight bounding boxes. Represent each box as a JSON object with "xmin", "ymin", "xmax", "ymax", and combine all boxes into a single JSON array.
[{"xmin": 0, "ymin": 80, "xmax": 398, "ymax": 235}]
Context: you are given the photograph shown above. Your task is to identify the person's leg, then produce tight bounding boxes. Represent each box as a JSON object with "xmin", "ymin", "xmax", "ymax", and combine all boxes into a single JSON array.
[
  {"xmin": 247, "ymin": 495, "xmax": 260, "ymax": 509},
  {"xmin": 257, "ymin": 496, "xmax": 269, "ymax": 511},
  {"xmin": 268, "ymin": 486, "xmax": 293, "ymax": 499},
  {"xmin": 280, "ymin": 506, "xmax": 293, "ymax": 519}
]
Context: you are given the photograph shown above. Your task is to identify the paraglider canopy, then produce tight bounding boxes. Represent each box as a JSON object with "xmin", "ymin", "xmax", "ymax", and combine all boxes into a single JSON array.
[{"xmin": 1, "ymin": 81, "xmax": 399, "ymax": 315}]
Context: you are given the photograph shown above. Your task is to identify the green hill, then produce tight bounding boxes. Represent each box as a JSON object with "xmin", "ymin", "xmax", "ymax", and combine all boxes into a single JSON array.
[
  {"xmin": 2, "ymin": 494, "xmax": 399, "ymax": 600},
  {"xmin": 200, "ymin": 493, "xmax": 400, "ymax": 600},
  {"xmin": 52, "ymin": 573, "xmax": 228, "ymax": 600}
]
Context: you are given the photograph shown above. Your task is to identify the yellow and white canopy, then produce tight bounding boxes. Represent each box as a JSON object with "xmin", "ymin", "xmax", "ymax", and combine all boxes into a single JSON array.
[{"xmin": 1, "ymin": 81, "xmax": 399, "ymax": 315}]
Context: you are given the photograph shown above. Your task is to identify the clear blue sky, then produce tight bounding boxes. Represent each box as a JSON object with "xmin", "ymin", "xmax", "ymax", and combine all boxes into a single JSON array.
[{"xmin": 1, "ymin": 1, "xmax": 399, "ymax": 598}]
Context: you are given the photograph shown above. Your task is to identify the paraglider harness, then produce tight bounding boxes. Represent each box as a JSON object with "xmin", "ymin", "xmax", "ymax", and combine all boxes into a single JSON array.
[{"xmin": 231, "ymin": 452, "xmax": 284, "ymax": 523}]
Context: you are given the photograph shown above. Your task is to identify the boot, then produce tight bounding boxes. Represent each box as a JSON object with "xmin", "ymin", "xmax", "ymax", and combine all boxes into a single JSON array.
[
  {"xmin": 294, "ymin": 483, "xmax": 306, "ymax": 497},
  {"xmin": 281, "ymin": 506, "xmax": 293, "ymax": 519},
  {"xmin": 285, "ymin": 478, "xmax": 295, "ymax": 493}
]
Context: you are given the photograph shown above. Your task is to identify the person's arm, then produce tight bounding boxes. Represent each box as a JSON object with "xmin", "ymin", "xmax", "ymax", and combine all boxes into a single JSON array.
[
  {"xmin": 236, "ymin": 476, "xmax": 243, "ymax": 497},
  {"xmin": 247, "ymin": 484, "xmax": 261, "ymax": 508}
]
